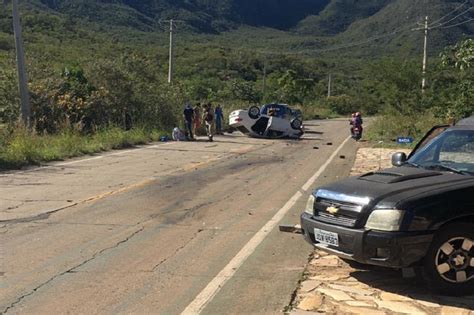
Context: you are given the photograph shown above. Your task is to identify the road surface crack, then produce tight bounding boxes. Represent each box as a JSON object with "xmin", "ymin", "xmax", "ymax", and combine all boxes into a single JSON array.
[
  {"xmin": 1, "ymin": 226, "xmax": 145, "ymax": 314},
  {"xmin": 149, "ymin": 228, "xmax": 204, "ymax": 272},
  {"xmin": 0, "ymin": 203, "xmax": 79, "ymax": 224}
]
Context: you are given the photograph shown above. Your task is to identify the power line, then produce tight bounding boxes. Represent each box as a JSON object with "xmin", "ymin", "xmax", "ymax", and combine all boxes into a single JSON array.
[
  {"xmin": 430, "ymin": 6, "xmax": 474, "ymax": 29},
  {"xmin": 311, "ymin": 22, "xmax": 418, "ymax": 53},
  {"xmin": 429, "ymin": 0, "xmax": 469, "ymax": 26},
  {"xmin": 257, "ymin": 20, "xmax": 419, "ymax": 56},
  {"xmin": 433, "ymin": 17, "xmax": 474, "ymax": 29},
  {"xmin": 255, "ymin": 21, "xmax": 417, "ymax": 57},
  {"xmin": 258, "ymin": 10, "xmax": 468, "ymax": 56}
]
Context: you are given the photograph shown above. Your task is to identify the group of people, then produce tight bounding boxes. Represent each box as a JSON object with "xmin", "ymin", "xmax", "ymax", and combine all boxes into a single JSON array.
[{"xmin": 180, "ymin": 103, "xmax": 224, "ymax": 142}]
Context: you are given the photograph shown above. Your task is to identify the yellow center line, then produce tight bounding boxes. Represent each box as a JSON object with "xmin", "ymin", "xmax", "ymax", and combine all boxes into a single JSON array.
[
  {"xmin": 81, "ymin": 152, "xmax": 233, "ymax": 205},
  {"xmin": 68, "ymin": 141, "xmax": 259, "ymax": 207}
]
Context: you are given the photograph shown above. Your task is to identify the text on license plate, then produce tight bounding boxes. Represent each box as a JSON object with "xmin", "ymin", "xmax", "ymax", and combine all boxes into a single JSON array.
[{"xmin": 314, "ymin": 228, "xmax": 339, "ymax": 247}]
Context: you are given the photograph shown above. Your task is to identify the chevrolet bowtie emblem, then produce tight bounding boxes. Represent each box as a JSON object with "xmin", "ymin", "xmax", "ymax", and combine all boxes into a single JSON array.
[{"xmin": 326, "ymin": 206, "xmax": 339, "ymax": 215}]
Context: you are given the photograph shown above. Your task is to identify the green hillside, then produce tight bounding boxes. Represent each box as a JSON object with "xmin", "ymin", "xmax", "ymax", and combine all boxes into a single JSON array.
[
  {"xmin": 23, "ymin": 0, "xmax": 473, "ymax": 55},
  {"xmin": 336, "ymin": 0, "xmax": 474, "ymax": 55},
  {"xmin": 32, "ymin": 0, "xmax": 330, "ymax": 32},
  {"xmin": 297, "ymin": 0, "xmax": 394, "ymax": 36}
]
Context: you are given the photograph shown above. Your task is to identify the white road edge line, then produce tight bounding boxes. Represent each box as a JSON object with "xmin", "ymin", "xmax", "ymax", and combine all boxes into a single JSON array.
[
  {"xmin": 45, "ymin": 142, "xmax": 177, "ymax": 167},
  {"xmin": 181, "ymin": 136, "xmax": 352, "ymax": 315},
  {"xmin": 57, "ymin": 156, "xmax": 104, "ymax": 166}
]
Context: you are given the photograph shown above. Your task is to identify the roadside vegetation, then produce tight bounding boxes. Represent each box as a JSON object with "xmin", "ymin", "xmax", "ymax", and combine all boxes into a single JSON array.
[
  {"xmin": 0, "ymin": 4, "xmax": 472, "ymax": 169},
  {"xmin": 366, "ymin": 39, "xmax": 473, "ymax": 144},
  {"xmin": 0, "ymin": 126, "xmax": 165, "ymax": 169}
]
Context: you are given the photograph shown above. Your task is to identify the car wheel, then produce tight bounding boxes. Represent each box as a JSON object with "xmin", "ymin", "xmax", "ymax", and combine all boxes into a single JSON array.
[
  {"xmin": 248, "ymin": 106, "xmax": 260, "ymax": 119},
  {"xmin": 291, "ymin": 118, "xmax": 302, "ymax": 130},
  {"xmin": 423, "ymin": 223, "xmax": 473, "ymax": 295}
]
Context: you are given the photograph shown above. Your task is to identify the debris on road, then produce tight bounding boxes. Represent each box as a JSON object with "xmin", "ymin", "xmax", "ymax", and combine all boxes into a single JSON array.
[{"xmin": 279, "ymin": 224, "xmax": 303, "ymax": 234}]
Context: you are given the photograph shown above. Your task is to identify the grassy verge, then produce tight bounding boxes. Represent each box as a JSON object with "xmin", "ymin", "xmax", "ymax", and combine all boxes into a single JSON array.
[
  {"xmin": 365, "ymin": 111, "xmax": 444, "ymax": 148},
  {"xmin": 0, "ymin": 127, "xmax": 168, "ymax": 170}
]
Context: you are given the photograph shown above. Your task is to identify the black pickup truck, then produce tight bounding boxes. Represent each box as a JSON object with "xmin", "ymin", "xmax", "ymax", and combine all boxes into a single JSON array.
[{"xmin": 301, "ymin": 117, "xmax": 474, "ymax": 295}]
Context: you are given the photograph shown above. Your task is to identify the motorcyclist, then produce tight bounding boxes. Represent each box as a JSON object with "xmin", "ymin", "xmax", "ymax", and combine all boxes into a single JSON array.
[{"xmin": 354, "ymin": 112, "xmax": 363, "ymax": 138}]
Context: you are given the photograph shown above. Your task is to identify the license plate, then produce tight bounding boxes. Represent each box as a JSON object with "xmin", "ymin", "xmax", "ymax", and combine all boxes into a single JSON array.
[{"xmin": 314, "ymin": 229, "xmax": 339, "ymax": 247}]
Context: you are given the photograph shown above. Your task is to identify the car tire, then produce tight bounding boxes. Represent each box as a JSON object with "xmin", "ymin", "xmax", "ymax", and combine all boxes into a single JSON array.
[
  {"xmin": 248, "ymin": 106, "xmax": 260, "ymax": 119},
  {"xmin": 290, "ymin": 118, "xmax": 302, "ymax": 130},
  {"xmin": 422, "ymin": 222, "xmax": 473, "ymax": 296}
]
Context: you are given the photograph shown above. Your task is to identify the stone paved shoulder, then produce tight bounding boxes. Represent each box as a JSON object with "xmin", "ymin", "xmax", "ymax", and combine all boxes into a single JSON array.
[{"xmin": 290, "ymin": 148, "xmax": 474, "ymax": 315}]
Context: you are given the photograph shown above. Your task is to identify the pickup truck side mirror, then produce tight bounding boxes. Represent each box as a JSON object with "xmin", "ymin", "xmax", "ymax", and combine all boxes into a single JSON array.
[{"xmin": 392, "ymin": 152, "xmax": 407, "ymax": 167}]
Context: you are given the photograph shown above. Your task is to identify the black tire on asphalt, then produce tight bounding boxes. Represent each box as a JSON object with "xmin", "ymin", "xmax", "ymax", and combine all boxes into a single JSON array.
[
  {"xmin": 422, "ymin": 222, "xmax": 474, "ymax": 296},
  {"xmin": 290, "ymin": 118, "xmax": 302, "ymax": 130},
  {"xmin": 248, "ymin": 106, "xmax": 260, "ymax": 119}
]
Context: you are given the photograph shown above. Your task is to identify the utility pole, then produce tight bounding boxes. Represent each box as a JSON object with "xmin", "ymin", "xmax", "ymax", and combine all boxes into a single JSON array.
[
  {"xmin": 327, "ymin": 74, "xmax": 332, "ymax": 98},
  {"xmin": 421, "ymin": 16, "xmax": 428, "ymax": 94},
  {"xmin": 162, "ymin": 19, "xmax": 183, "ymax": 84},
  {"xmin": 167, "ymin": 19, "xmax": 174, "ymax": 84},
  {"xmin": 11, "ymin": 0, "xmax": 31, "ymax": 127}
]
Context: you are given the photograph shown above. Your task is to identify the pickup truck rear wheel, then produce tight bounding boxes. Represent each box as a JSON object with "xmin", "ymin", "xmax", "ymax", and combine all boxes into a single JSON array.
[{"xmin": 423, "ymin": 223, "xmax": 473, "ymax": 295}]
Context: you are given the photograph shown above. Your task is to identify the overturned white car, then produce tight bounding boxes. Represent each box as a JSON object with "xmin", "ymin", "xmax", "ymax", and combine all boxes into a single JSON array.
[{"xmin": 229, "ymin": 104, "xmax": 304, "ymax": 139}]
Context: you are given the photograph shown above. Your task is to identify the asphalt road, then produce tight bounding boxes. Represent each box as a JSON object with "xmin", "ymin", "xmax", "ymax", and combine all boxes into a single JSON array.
[{"xmin": 1, "ymin": 119, "xmax": 358, "ymax": 314}]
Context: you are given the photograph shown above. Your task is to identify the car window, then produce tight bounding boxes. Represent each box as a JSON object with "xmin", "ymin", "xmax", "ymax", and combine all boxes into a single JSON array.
[
  {"xmin": 408, "ymin": 125, "xmax": 450, "ymax": 159},
  {"xmin": 409, "ymin": 129, "xmax": 474, "ymax": 174},
  {"xmin": 439, "ymin": 132, "xmax": 474, "ymax": 163}
]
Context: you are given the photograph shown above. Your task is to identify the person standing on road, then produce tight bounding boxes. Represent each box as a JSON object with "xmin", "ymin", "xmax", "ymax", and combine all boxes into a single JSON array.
[
  {"xmin": 183, "ymin": 103, "xmax": 195, "ymax": 140},
  {"xmin": 215, "ymin": 104, "xmax": 224, "ymax": 135},
  {"xmin": 203, "ymin": 103, "xmax": 214, "ymax": 142},
  {"xmin": 193, "ymin": 103, "xmax": 202, "ymax": 136}
]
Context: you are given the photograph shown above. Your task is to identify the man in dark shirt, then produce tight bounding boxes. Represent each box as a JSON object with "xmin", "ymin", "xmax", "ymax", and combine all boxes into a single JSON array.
[
  {"xmin": 215, "ymin": 104, "xmax": 224, "ymax": 135},
  {"xmin": 183, "ymin": 104, "xmax": 194, "ymax": 140}
]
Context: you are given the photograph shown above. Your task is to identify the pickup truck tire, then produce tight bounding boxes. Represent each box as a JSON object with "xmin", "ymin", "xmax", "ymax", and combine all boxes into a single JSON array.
[{"xmin": 423, "ymin": 223, "xmax": 473, "ymax": 296}]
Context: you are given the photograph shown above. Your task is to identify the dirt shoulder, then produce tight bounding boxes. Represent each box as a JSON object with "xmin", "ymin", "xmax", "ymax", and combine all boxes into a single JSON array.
[{"xmin": 289, "ymin": 148, "xmax": 474, "ymax": 315}]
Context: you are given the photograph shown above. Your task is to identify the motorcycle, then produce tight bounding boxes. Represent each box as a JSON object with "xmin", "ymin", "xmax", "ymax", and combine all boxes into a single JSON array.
[{"xmin": 351, "ymin": 125, "xmax": 362, "ymax": 141}]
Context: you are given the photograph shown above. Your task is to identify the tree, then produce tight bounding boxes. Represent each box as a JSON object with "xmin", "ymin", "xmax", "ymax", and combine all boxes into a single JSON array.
[
  {"xmin": 436, "ymin": 39, "xmax": 474, "ymax": 120},
  {"xmin": 229, "ymin": 80, "xmax": 261, "ymax": 104},
  {"xmin": 277, "ymin": 70, "xmax": 313, "ymax": 105},
  {"xmin": 441, "ymin": 39, "xmax": 474, "ymax": 71}
]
